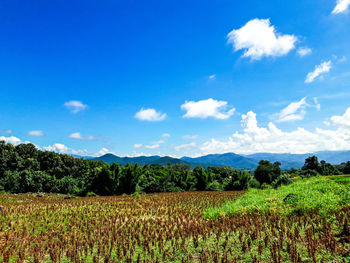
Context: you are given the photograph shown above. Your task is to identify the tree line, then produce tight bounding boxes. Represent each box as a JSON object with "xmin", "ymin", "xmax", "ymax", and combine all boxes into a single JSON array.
[
  {"xmin": 0, "ymin": 141, "xmax": 347, "ymax": 196},
  {"xmin": 0, "ymin": 141, "xmax": 251, "ymax": 195}
]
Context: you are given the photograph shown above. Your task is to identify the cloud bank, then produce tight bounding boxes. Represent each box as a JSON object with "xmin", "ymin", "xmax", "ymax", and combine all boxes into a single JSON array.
[{"xmin": 200, "ymin": 109, "xmax": 350, "ymax": 155}]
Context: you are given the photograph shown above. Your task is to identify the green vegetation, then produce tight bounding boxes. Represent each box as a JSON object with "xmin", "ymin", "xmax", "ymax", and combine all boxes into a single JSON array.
[
  {"xmin": 327, "ymin": 174, "xmax": 350, "ymax": 185},
  {"xmin": 0, "ymin": 141, "xmax": 251, "ymax": 195},
  {"xmin": 1, "ymin": 140, "xmax": 349, "ymax": 197},
  {"xmin": 204, "ymin": 177, "xmax": 350, "ymax": 219}
]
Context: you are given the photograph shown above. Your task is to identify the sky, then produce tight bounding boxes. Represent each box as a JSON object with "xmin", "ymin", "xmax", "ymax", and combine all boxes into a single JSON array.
[{"xmin": 1, "ymin": 0, "xmax": 350, "ymax": 157}]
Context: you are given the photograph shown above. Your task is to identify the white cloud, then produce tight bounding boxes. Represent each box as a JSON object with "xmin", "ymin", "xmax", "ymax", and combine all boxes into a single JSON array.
[
  {"xmin": 133, "ymin": 143, "xmax": 143, "ymax": 149},
  {"xmin": 200, "ymin": 109, "xmax": 350, "ymax": 154},
  {"xmin": 94, "ymin": 147, "xmax": 110, "ymax": 157},
  {"xmin": 44, "ymin": 143, "xmax": 68, "ymax": 153},
  {"xmin": 145, "ymin": 140, "xmax": 165, "ymax": 149},
  {"xmin": 332, "ymin": 0, "xmax": 350, "ymax": 14},
  {"xmin": 135, "ymin": 108, "xmax": 166, "ymax": 121},
  {"xmin": 227, "ymin": 18, "xmax": 297, "ymax": 60},
  {"xmin": 64, "ymin": 100, "xmax": 88, "ymax": 114},
  {"xmin": 297, "ymin": 47, "xmax": 312, "ymax": 57},
  {"xmin": 161, "ymin": 133, "xmax": 171, "ymax": 138},
  {"xmin": 0, "ymin": 136, "xmax": 22, "ymax": 145},
  {"xmin": 0, "ymin": 129, "xmax": 12, "ymax": 135},
  {"xmin": 181, "ymin": 98, "xmax": 235, "ymax": 120},
  {"xmin": 175, "ymin": 142, "xmax": 196, "ymax": 151},
  {"xmin": 209, "ymin": 74, "xmax": 216, "ymax": 80},
  {"xmin": 183, "ymin": 135, "xmax": 198, "ymax": 139},
  {"xmin": 145, "ymin": 144, "xmax": 161, "ymax": 149},
  {"xmin": 69, "ymin": 132, "xmax": 96, "ymax": 141},
  {"xmin": 276, "ymin": 97, "xmax": 308, "ymax": 123},
  {"xmin": 331, "ymin": 107, "xmax": 350, "ymax": 126},
  {"xmin": 28, "ymin": 130, "xmax": 44, "ymax": 137},
  {"xmin": 305, "ymin": 61, "xmax": 332, "ymax": 83}
]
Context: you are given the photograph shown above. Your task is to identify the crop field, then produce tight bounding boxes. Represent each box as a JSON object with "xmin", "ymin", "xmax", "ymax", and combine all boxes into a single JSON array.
[{"xmin": 0, "ymin": 190, "xmax": 349, "ymax": 263}]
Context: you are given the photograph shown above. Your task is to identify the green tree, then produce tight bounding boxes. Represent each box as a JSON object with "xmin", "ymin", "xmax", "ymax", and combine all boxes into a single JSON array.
[{"xmin": 254, "ymin": 160, "xmax": 281, "ymax": 185}]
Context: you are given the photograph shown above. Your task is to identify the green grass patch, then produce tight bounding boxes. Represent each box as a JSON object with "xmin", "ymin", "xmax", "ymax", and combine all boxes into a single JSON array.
[
  {"xmin": 204, "ymin": 176, "xmax": 350, "ymax": 219},
  {"xmin": 326, "ymin": 174, "xmax": 350, "ymax": 185}
]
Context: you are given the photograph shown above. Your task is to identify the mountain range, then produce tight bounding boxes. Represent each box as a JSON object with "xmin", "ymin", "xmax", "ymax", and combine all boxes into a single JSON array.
[{"xmin": 86, "ymin": 150, "xmax": 350, "ymax": 170}]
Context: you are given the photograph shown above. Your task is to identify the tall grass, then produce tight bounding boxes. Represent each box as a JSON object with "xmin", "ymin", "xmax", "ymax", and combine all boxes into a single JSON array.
[{"xmin": 204, "ymin": 176, "xmax": 350, "ymax": 219}]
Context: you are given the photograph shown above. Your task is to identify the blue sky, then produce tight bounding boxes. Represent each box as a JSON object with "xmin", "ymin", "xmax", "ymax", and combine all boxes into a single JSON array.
[{"xmin": 1, "ymin": 0, "xmax": 350, "ymax": 157}]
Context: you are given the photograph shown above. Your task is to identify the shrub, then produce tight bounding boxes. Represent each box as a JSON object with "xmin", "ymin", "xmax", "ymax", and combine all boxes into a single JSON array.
[
  {"xmin": 86, "ymin": 192, "xmax": 97, "ymax": 197},
  {"xmin": 271, "ymin": 173, "xmax": 293, "ymax": 188},
  {"xmin": 206, "ymin": 181, "xmax": 223, "ymax": 191},
  {"xmin": 248, "ymin": 178, "xmax": 260, "ymax": 189}
]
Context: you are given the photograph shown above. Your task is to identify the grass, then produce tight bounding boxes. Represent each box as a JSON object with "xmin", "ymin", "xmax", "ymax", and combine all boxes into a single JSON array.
[
  {"xmin": 326, "ymin": 174, "xmax": 350, "ymax": 185},
  {"xmin": 204, "ymin": 176, "xmax": 350, "ymax": 219}
]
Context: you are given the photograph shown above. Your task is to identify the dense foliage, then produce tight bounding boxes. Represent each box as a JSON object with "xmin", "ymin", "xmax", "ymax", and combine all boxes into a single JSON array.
[{"xmin": 0, "ymin": 141, "xmax": 251, "ymax": 195}]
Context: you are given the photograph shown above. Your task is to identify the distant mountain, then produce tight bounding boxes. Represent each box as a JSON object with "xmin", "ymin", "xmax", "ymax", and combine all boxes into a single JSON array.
[
  {"xmin": 149, "ymin": 156, "xmax": 191, "ymax": 166},
  {"xmin": 88, "ymin": 150, "xmax": 350, "ymax": 170},
  {"xmin": 181, "ymin": 153, "xmax": 258, "ymax": 169},
  {"xmin": 94, "ymin": 154, "xmax": 160, "ymax": 165},
  {"xmin": 245, "ymin": 151, "xmax": 350, "ymax": 169},
  {"xmin": 314, "ymin": 151, "xmax": 350, "ymax": 164}
]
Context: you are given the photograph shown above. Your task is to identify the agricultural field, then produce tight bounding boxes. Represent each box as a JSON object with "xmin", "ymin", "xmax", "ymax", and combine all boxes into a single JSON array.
[{"xmin": 0, "ymin": 178, "xmax": 349, "ymax": 263}]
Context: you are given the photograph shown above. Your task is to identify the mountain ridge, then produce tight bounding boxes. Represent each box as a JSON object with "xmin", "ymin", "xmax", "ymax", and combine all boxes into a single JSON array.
[{"xmin": 89, "ymin": 150, "xmax": 350, "ymax": 169}]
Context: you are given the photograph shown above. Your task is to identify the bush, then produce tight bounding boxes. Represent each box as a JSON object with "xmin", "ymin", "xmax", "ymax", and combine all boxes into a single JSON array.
[
  {"xmin": 260, "ymin": 183, "xmax": 272, "ymax": 189},
  {"xmin": 299, "ymin": 169, "xmax": 319, "ymax": 178},
  {"xmin": 206, "ymin": 181, "xmax": 223, "ymax": 191},
  {"xmin": 271, "ymin": 173, "xmax": 293, "ymax": 188},
  {"xmin": 86, "ymin": 192, "xmax": 97, "ymax": 197},
  {"xmin": 248, "ymin": 178, "xmax": 260, "ymax": 189}
]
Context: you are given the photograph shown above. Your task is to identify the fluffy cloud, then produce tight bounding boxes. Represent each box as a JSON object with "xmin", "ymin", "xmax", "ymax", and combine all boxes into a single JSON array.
[
  {"xmin": 175, "ymin": 142, "xmax": 196, "ymax": 151},
  {"xmin": 331, "ymin": 108, "xmax": 350, "ymax": 126},
  {"xmin": 69, "ymin": 132, "xmax": 97, "ymax": 140},
  {"xmin": 181, "ymin": 98, "xmax": 235, "ymax": 119},
  {"xmin": 305, "ymin": 61, "xmax": 332, "ymax": 83},
  {"xmin": 28, "ymin": 130, "xmax": 44, "ymax": 137},
  {"xmin": 94, "ymin": 147, "xmax": 110, "ymax": 156},
  {"xmin": 332, "ymin": 0, "xmax": 350, "ymax": 14},
  {"xmin": 297, "ymin": 47, "xmax": 312, "ymax": 57},
  {"xmin": 162, "ymin": 133, "xmax": 171, "ymax": 138},
  {"xmin": 227, "ymin": 18, "xmax": 297, "ymax": 60},
  {"xmin": 0, "ymin": 136, "xmax": 22, "ymax": 145},
  {"xmin": 133, "ymin": 143, "xmax": 143, "ymax": 149},
  {"xmin": 44, "ymin": 143, "xmax": 68, "ymax": 153},
  {"xmin": 276, "ymin": 97, "xmax": 308, "ymax": 122},
  {"xmin": 135, "ymin": 108, "xmax": 166, "ymax": 121},
  {"xmin": 200, "ymin": 109, "xmax": 350, "ymax": 154},
  {"xmin": 64, "ymin": 100, "xmax": 88, "ymax": 114}
]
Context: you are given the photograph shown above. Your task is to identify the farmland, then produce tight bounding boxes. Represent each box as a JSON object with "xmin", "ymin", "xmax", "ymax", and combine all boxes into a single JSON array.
[{"xmin": 0, "ymin": 183, "xmax": 349, "ymax": 262}]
